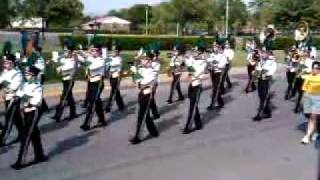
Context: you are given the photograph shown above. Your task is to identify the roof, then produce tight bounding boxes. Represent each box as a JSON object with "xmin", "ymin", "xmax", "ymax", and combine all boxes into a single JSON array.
[
  {"xmin": 11, "ymin": 18, "xmax": 44, "ymax": 29},
  {"xmin": 85, "ymin": 16, "xmax": 131, "ymax": 26}
]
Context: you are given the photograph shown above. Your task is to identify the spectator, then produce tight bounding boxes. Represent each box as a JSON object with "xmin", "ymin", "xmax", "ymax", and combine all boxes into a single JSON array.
[{"xmin": 301, "ymin": 61, "xmax": 320, "ymax": 144}]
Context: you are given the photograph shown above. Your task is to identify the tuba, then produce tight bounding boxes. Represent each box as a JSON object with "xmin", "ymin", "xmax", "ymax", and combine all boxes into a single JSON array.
[
  {"xmin": 259, "ymin": 24, "xmax": 275, "ymax": 51},
  {"xmin": 259, "ymin": 24, "xmax": 275, "ymax": 45},
  {"xmin": 295, "ymin": 21, "xmax": 309, "ymax": 42}
]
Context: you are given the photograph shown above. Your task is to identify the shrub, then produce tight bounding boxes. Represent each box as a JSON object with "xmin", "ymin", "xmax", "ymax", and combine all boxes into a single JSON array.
[{"xmin": 58, "ymin": 35, "xmax": 215, "ymax": 50}]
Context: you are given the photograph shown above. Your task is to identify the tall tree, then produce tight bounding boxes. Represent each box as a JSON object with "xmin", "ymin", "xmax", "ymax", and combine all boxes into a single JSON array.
[
  {"xmin": 273, "ymin": 0, "xmax": 319, "ymax": 28},
  {"xmin": 17, "ymin": 0, "xmax": 84, "ymax": 28},
  {"xmin": 47, "ymin": 0, "xmax": 84, "ymax": 27},
  {"xmin": 0, "ymin": 0, "xmax": 20, "ymax": 28},
  {"xmin": 150, "ymin": 2, "xmax": 176, "ymax": 34},
  {"xmin": 171, "ymin": 0, "xmax": 206, "ymax": 34},
  {"xmin": 0, "ymin": 0, "xmax": 10, "ymax": 28},
  {"xmin": 250, "ymin": 0, "xmax": 320, "ymax": 29}
]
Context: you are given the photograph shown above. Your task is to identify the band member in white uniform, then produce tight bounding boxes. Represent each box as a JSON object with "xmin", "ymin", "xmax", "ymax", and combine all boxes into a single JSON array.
[
  {"xmin": 80, "ymin": 47, "xmax": 107, "ymax": 131},
  {"xmin": 52, "ymin": 46, "xmax": 79, "ymax": 122},
  {"xmin": 167, "ymin": 44, "xmax": 185, "ymax": 104},
  {"xmin": 207, "ymin": 46, "xmax": 228, "ymax": 110},
  {"xmin": 253, "ymin": 51, "xmax": 277, "ymax": 121},
  {"xmin": 12, "ymin": 66, "xmax": 47, "ymax": 170},
  {"xmin": 105, "ymin": 45, "xmax": 125, "ymax": 113},
  {"xmin": 183, "ymin": 46, "xmax": 207, "ymax": 134},
  {"xmin": 222, "ymin": 43, "xmax": 234, "ymax": 89},
  {"xmin": 129, "ymin": 51, "xmax": 159, "ymax": 144},
  {"xmin": 0, "ymin": 54, "xmax": 24, "ymax": 147}
]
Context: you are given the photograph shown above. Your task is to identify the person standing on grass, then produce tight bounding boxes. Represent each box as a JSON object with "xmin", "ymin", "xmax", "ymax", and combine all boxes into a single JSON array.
[{"xmin": 300, "ymin": 61, "xmax": 320, "ymax": 144}]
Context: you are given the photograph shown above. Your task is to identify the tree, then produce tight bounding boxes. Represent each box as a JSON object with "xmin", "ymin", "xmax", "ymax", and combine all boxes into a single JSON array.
[
  {"xmin": 273, "ymin": 0, "xmax": 319, "ymax": 28},
  {"xmin": 250, "ymin": 0, "xmax": 320, "ymax": 29},
  {"xmin": 0, "ymin": 0, "xmax": 10, "ymax": 28},
  {"xmin": 0, "ymin": 0, "xmax": 20, "ymax": 28},
  {"xmin": 47, "ymin": 0, "xmax": 84, "ymax": 27},
  {"xmin": 150, "ymin": 2, "xmax": 176, "ymax": 34},
  {"xmin": 216, "ymin": 0, "xmax": 248, "ymax": 32},
  {"xmin": 171, "ymin": 0, "xmax": 205, "ymax": 34},
  {"xmin": 17, "ymin": 0, "xmax": 84, "ymax": 28}
]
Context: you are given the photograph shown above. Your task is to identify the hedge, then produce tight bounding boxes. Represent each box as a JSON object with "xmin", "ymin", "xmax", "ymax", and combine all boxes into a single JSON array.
[
  {"xmin": 58, "ymin": 35, "xmax": 215, "ymax": 50},
  {"xmin": 241, "ymin": 36, "xmax": 320, "ymax": 50}
]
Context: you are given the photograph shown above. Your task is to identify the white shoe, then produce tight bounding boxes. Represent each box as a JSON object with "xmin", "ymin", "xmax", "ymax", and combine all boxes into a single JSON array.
[
  {"xmin": 311, "ymin": 133, "xmax": 319, "ymax": 142},
  {"xmin": 301, "ymin": 137, "xmax": 310, "ymax": 144}
]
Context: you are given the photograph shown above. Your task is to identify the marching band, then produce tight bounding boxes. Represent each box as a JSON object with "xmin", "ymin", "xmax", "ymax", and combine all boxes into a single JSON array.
[{"xmin": 0, "ymin": 22, "xmax": 319, "ymax": 169}]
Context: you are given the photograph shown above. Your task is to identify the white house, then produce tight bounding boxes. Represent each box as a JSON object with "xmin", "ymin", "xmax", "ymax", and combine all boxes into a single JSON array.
[
  {"xmin": 11, "ymin": 18, "xmax": 45, "ymax": 29},
  {"xmin": 82, "ymin": 16, "xmax": 131, "ymax": 32}
]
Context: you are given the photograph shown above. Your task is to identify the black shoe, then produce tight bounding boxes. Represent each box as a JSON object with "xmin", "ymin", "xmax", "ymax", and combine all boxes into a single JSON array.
[
  {"xmin": 207, "ymin": 105, "xmax": 214, "ymax": 111},
  {"xmin": 263, "ymin": 114, "xmax": 272, "ymax": 119},
  {"xmin": 55, "ymin": 118, "xmax": 62, "ymax": 123},
  {"xmin": 167, "ymin": 100, "xmax": 173, "ymax": 104},
  {"xmin": 253, "ymin": 115, "xmax": 262, "ymax": 122},
  {"xmin": 195, "ymin": 124, "xmax": 203, "ymax": 131},
  {"xmin": 34, "ymin": 156, "xmax": 49, "ymax": 164},
  {"xmin": 51, "ymin": 115, "xmax": 62, "ymax": 122},
  {"xmin": 227, "ymin": 84, "xmax": 233, "ymax": 89},
  {"xmin": 0, "ymin": 141, "xmax": 5, "ymax": 147},
  {"xmin": 177, "ymin": 97, "xmax": 185, "ymax": 101},
  {"xmin": 284, "ymin": 95, "xmax": 289, "ymax": 100},
  {"xmin": 151, "ymin": 132, "xmax": 159, "ymax": 138},
  {"xmin": 80, "ymin": 124, "xmax": 90, "ymax": 131},
  {"xmin": 245, "ymin": 89, "xmax": 249, "ymax": 94},
  {"xmin": 119, "ymin": 106, "xmax": 126, "ymax": 111},
  {"xmin": 11, "ymin": 162, "xmax": 25, "ymax": 170},
  {"xmin": 153, "ymin": 114, "xmax": 160, "ymax": 120},
  {"xmin": 215, "ymin": 104, "xmax": 224, "ymax": 109},
  {"xmin": 294, "ymin": 107, "xmax": 300, "ymax": 114},
  {"xmin": 129, "ymin": 137, "xmax": 142, "ymax": 145},
  {"xmin": 67, "ymin": 114, "xmax": 79, "ymax": 121},
  {"xmin": 105, "ymin": 107, "xmax": 111, "ymax": 113},
  {"xmin": 97, "ymin": 121, "xmax": 107, "ymax": 128},
  {"xmin": 182, "ymin": 128, "xmax": 192, "ymax": 134}
]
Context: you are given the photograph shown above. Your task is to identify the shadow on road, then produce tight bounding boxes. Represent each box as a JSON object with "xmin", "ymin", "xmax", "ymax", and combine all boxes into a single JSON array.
[
  {"xmin": 159, "ymin": 100, "xmax": 184, "ymax": 116},
  {"xmin": 48, "ymin": 131, "xmax": 98, "ymax": 157},
  {"xmin": 157, "ymin": 115, "xmax": 181, "ymax": 133},
  {"xmin": 107, "ymin": 100, "xmax": 137, "ymax": 126}
]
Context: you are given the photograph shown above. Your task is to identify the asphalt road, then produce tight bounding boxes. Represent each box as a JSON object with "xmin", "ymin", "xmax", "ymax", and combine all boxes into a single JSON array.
[{"xmin": 0, "ymin": 66, "xmax": 318, "ymax": 180}]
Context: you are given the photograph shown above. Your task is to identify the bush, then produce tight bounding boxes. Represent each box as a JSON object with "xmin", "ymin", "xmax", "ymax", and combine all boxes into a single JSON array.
[
  {"xmin": 58, "ymin": 35, "xmax": 91, "ymax": 50},
  {"xmin": 58, "ymin": 35, "xmax": 215, "ymax": 50},
  {"xmin": 272, "ymin": 37, "xmax": 296, "ymax": 50},
  {"xmin": 241, "ymin": 36, "xmax": 320, "ymax": 50}
]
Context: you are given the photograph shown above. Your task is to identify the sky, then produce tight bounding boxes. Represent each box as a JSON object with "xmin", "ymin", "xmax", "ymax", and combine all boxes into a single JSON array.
[
  {"xmin": 82, "ymin": 0, "xmax": 251, "ymax": 16},
  {"xmin": 81, "ymin": 0, "xmax": 169, "ymax": 16}
]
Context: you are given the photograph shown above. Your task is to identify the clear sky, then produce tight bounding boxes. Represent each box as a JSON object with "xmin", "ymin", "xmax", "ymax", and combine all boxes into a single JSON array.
[
  {"xmin": 81, "ymin": 0, "xmax": 169, "ymax": 15},
  {"xmin": 81, "ymin": 0, "xmax": 250, "ymax": 16}
]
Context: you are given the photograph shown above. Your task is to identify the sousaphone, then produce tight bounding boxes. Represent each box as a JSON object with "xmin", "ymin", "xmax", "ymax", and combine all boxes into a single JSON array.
[{"xmin": 295, "ymin": 21, "xmax": 309, "ymax": 42}]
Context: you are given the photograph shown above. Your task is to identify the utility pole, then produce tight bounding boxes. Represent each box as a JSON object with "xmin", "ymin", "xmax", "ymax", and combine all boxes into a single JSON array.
[
  {"xmin": 225, "ymin": 0, "xmax": 229, "ymax": 38},
  {"xmin": 145, "ymin": 5, "xmax": 149, "ymax": 35}
]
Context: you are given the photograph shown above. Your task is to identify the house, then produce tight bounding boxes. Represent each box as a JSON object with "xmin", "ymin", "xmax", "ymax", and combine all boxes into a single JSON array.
[
  {"xmin": 82, "ymin": 16, "xmax": 131, "ymax": 32},
  {"xmin": 11, "ymin": 18, "xmax": 45, "ymax": 29}
]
